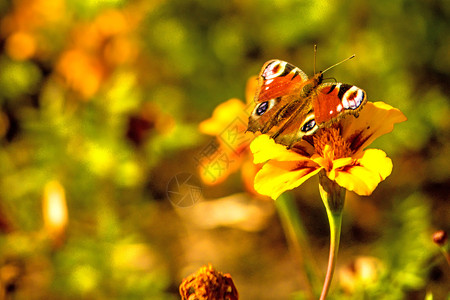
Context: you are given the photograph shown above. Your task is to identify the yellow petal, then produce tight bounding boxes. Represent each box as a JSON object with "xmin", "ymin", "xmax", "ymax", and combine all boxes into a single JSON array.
[
  {"xmin": 216, "ymin": 128, "xmax": 254, "ymax": 155},
  {"xmin": 332, "ymin": 157, "xmax": 355, "ymax": 169},
  {"xmin": 243, "ymin": 76, "xmax": 259, "ymax": 115},
  {"xmin": 250, "ymin": 135, "xmax": 306, "ymax": 164},
  {"xmin": 198, "ymin": 148, "xmax": 245, "ymax": 185},
  {"xmin": 199, "ymin": 98, "xmax": 248, "ymax": 136},
  {"xmin": 254, "ymin": 159, "xmax": 321, "ymax": 199},
  {"xmin": 311, "ymin": 154, "xmax": 353, "ymax": 174},
  {"xmin": 340, "ymin": 101, "xmax": 407, "ymax": 153},
  {"xmin": 241, "ymin": 154, "xmax": 262, "ymax": 196},
  {"xmin": 333, "ymin": 149, "xmax": 393, "ymax": 196},
  {"xmin": 245, "ymin": 76, "xmax": 259, "ymax": 104}
]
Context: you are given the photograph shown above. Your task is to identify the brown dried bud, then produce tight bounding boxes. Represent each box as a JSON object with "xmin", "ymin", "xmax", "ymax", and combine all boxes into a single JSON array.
[
  {"xmin": 179, "ymin": 264, "xmax": 238, "ymax": 300},
  {"xmin": 432, "ymin": 230, "xmax": 448, "ymax": 247}
]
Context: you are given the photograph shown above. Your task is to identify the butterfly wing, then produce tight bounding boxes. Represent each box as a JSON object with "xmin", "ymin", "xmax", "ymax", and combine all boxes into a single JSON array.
[
  {"xmin": 247, "ymin": 60, "xmax": 310, "ymax": 135},
  {"xmin": 269, "ymin": 99, "xmax": 316, "ymax": 147},
  {"xmin": 247, "ymin": 59, "xmax": 368, "ymax": 149},
  {"xmin": 256, "ymin": 60, "xmax": 309, "ymax": 101},
  {"xmin": 269, "ymin": 83, "xmax": 367, "ymax": 147},
  {"xmin": 313, "ymin": 83, "xmax": 367, "ymax": 126}
]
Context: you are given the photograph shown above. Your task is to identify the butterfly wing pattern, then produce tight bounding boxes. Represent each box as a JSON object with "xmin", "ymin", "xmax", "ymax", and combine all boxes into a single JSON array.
[
  {"xmin": 247, "ymin": 59, "xmax": 367, "ymax": 148},
  {"xmin": 314, "ymin": 83, "xmax": 367, "ymax": 125}
]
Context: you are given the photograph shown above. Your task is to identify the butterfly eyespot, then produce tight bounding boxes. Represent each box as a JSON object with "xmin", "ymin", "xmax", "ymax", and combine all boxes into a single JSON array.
[
  {"xmin": 251, "ymin": 99, "xmax": 277, "ymax": 119},
  {"xmin": 256, "ymin": 102, "xmax": 268, "ymax": 115},
  {"xmin": 301, "ymin": 119, "xmax": 316, "ymax": 132},
  {"xmin": 263, "ymin": 61, "xmax": 286, "ymax": 79}
]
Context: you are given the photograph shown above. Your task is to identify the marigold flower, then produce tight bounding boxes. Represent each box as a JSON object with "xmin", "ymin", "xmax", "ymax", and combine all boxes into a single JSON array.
[
  {"xmin": 250, "ymin": 101, "xmax": 407, "ymax": 200},
  {"xmin": 197, "ymin": 77, "xmax": 260, "ymax": 191},
  {"xmin": 179, "ymin": 264, "xmax": 238, "ymax": 300}
]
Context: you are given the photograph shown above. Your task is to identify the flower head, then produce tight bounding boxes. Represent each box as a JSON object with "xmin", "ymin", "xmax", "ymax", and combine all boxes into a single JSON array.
[
  {"xmin": 179, "ymin": 264, "xmax": 238, "ymax": 300},
  {"xmin": 250, "ymin": 101, "xmax": 406, "ymax": 199},
  {"xmin": 197, "ymin": 77, "xmax": 260, "ymax": 192},
  {"xmin": 432, "ymin": 230, "xmax": 450, "ymax": 266}
]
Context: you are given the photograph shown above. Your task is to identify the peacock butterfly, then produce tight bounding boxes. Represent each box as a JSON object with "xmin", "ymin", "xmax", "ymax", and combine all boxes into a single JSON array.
[{"xmin": 247, "ymin": 56, "xmax": 367, "ymax": 148}]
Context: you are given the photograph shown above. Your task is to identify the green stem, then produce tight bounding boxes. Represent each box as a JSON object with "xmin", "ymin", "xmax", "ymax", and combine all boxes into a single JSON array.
[
  {"xmin": 318, "ymin": 171, "xmax": 345, "ymax": 300},
  {"xmin": 432, "ymin": 230, "xmax": 450, "ymax": 267},
  {"xmin": 276, "ymin": 194, "xmax": 321, "ymax": 298},
  {"xmin": 319, "ymin": 208, "xmax": 343, "ymax": 300},
  {"xmin": 439, "ymin": 247, "xmax": 450, "ymax": 267}
]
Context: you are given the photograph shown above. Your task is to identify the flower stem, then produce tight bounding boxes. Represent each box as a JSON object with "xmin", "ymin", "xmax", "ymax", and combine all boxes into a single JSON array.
[
  {"xmin": 432, "ymin": 230, "xmax": 450, "ymax": 267},
  {"xmin": 319, "ymin": 208, "xmax": 343, "ymax": 300},
  {"xmin": 318, "ymin": 171, "xmax": 346, "ymax": 300},
  {"xmin": 276, "ymin": 194, "xmax": 320, "ymax": 298}
]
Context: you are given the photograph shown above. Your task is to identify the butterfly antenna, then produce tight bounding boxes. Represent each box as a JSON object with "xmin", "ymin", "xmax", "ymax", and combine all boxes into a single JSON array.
[
  {"xmin": 321, "ymin": 54, "xmax": 355, "ymax": 74},
  {"xmin": 314, "ymin": 45, "xmax": 317, "ymax": 74}
]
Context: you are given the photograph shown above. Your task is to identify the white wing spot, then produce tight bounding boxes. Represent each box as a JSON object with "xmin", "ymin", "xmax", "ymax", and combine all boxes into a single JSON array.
[
  {"xmin": 342, "ymin": 98, "xmax": 349, "ymax": 109},
  {"xmin": 343, "ymin": 87, "xmax": 365, "ymax": 110}
]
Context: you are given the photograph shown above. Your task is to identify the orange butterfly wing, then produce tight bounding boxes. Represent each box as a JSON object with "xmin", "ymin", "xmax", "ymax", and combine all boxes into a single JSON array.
[
  {"xmin": 255, "ymin": 60, "xmax": 309, "ymax": 102},
  {"xmin": 248, "ymin": 60, "xmax": 311, "ymax": 135},
  {"xmin": 314, "ymin": 83, "xmax": 367, "ymax": 125},
  {"xmin": 248, "ymin": 60, "xmax": 367, "ymax": 148}
]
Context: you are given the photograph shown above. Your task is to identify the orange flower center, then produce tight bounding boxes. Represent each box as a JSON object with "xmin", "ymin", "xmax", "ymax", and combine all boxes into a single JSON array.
[{"xmin": 313, "ymin": 127, "xmax": 351, "ymax": 160}]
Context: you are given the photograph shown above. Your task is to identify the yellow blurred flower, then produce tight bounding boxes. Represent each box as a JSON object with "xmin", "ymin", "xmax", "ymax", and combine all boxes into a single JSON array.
[
  {"xmin": 5, "ymin": 31, "xmax": 36, "ymax": 60},
  {"xmin": 95, "ymin": 9, "xmax": 128, "ymax": 37},
  {"xmin": 197, "ymin": 77, "xmax": 260, "ymax": 192},
  {"xmin": 56, "ymin": 50, "xmax": 104, "ymax": 99},
  {"xmin": 250, "ymin": 101, "xmax": 407, "ymax": 200},
  {"xmin": 0, "ymin": 0, "xmax": 66, "ymax": 60},
  {"xmin": 339, "ymin": 256, "xmax": 384, "ymax": 294},
  {"xmin": 42, "ymin": 180, "xmax": 68, "ymax": 247},
  {"xmin": 1, "ymin": 1, "xmax": 150, "ymax": 102}
]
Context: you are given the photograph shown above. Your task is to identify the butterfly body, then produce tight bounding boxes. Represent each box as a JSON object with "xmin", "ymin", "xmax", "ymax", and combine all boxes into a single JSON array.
[{"xmin": 247, "ymin": 59, "xmax": 367, "ymax": 147}]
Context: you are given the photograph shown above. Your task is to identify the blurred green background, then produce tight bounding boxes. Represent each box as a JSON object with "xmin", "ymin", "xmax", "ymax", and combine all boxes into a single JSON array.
[{"xmin": 0, "ymin": 0, "xmax": 449, "ymax": 299}]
